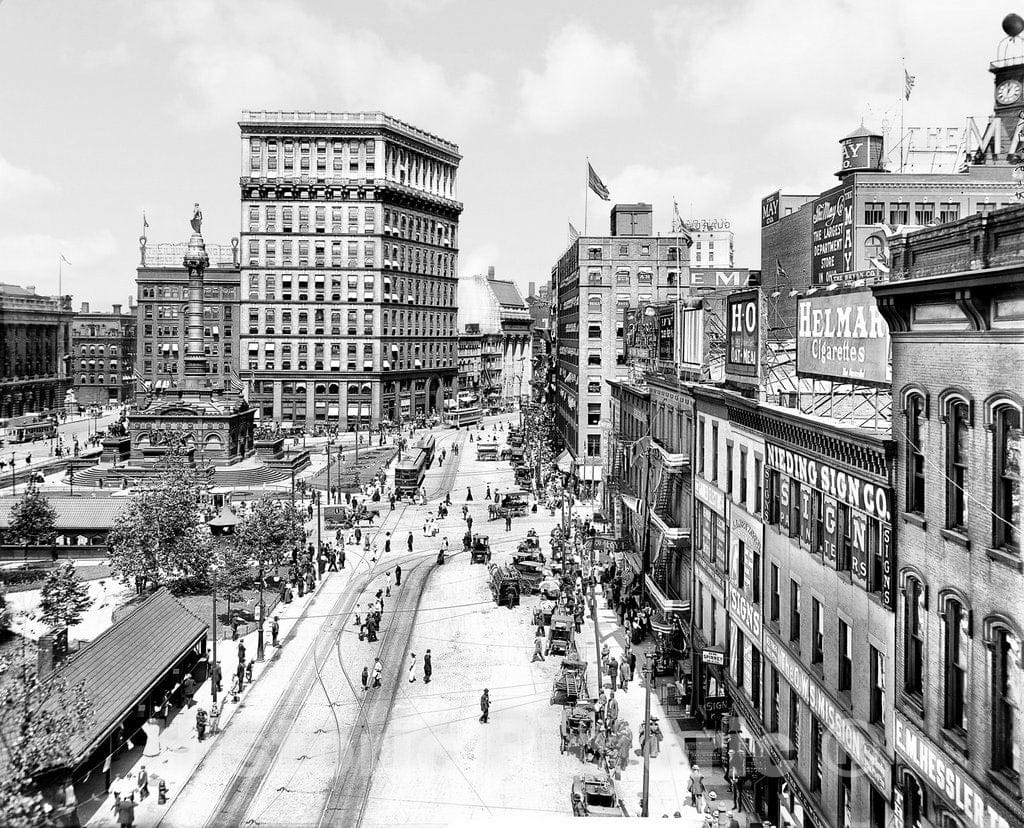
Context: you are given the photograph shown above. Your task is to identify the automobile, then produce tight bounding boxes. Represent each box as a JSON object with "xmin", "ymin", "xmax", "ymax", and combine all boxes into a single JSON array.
[
  {"xmin": 539, "ymin": 577, "xmax": 561, "ymax": 600},
  {"xmin": 570, "ymin": 772, "xmax": 622, "ymax": 817}
]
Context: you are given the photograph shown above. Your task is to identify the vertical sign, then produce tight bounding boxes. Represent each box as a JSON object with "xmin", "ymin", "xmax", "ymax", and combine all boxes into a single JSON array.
[
  {"xmin": 762, "ymin": 191, "xmax": 781, "ymax": 227},
  {"xmin": 811, "ymin": 183, "xmax": 855, "ymax": 283},
  {"xmin": 880, "ymin": 523, "xmax": 894, "ymax": 609},
  {"xmin": 657, "ymin": 305, "xmax": 676, "ymax": 362},
  {"xmin": 725, "ymin": 289, "xmax": 760, "ymax": 380}
]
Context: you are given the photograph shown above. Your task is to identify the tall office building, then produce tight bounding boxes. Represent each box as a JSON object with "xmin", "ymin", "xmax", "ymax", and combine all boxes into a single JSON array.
[{"xmin": 239, "ymin": 111, "xmax": 462, "ymax": 429}]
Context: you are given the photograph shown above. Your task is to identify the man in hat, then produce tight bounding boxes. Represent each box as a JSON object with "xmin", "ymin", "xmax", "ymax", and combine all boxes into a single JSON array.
[{"xmin": 423, "ymin": 649, "xmax": 432, "ymax": 683}]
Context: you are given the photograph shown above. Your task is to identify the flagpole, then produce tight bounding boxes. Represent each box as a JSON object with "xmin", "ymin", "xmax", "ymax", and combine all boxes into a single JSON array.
[
  {"xmin": 584, "ymin": 157, "xmax": 589, "ymax": 235},
  {"xmin": 900, "ymin": 58, "xmax": 906, "ymax": 173}
]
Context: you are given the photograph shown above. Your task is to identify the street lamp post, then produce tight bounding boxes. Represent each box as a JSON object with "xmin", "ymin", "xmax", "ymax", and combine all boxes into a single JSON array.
[
  {"xmin": 256, "ymin": 558, "xmax": 266, "ymax": 662},
  {"xmin": 641, "ymin": 650, "xmax": 654, "ymax": 817},
  {"xmin": 211, "ymin": 565, "xmax": 219, "ymax": 704},
  {"xmin": 10, "ymin": 453, "xmax": 15, "ymax": 495}
]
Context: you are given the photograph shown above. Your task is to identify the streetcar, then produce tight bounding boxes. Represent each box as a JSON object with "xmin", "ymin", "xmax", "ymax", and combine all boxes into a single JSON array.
[
  {"xmin": 7, "ymin": 415, "xmax": 57, "ymax": 443},
  {"xmin": 394, "ymin": 435, "xmax": 437, "ymax": 497},
  {"xmin": 444, "ymin": 405, "xmax": 482, "ymax": 428}
]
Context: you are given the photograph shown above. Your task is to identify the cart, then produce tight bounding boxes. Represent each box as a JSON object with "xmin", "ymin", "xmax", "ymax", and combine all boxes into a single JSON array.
[
  {"xmin": 548, "ymin": 613, "xmax": 575, "ymax": 656},
  {"xmin": 470, "ymin": 535, "xmax": 492, "ymax": 564},
  {"xmin": 551, "ymin": 648, "xmax": 589, "ymax": 705},
  {"xmin": 533, "ymin": 599, "xmax": 556, "ymax": 627},
  {"xmin": 560, "ymin": 701, "xmax": 597, "ymax": 761}
]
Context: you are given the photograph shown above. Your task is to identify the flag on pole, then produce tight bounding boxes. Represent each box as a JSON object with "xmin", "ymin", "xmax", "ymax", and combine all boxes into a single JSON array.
[
  {"xmin": 776, "ymin": 257, "xmax": 788, "ymax": 280},
  {"xmin": 568, "ymin": 221, "xmax": 580, "ymax": 244},
  {"xmin": 671, "ymin": 198, "xmax": 685, "ymax": 233},
  {"xmin": 143, "ymin": 211, "xmax": 149, "ymax": 234},
  {"xmin": 60, "ymin": 254, "xmax": 71, "ymax": 265},
  {"xmin": 904, "ymin": 68, "xmax": 916, "ymax": 100},
  {"xmin": 587, "ymin": 162, "xmax": 611, "ymax": 201}
]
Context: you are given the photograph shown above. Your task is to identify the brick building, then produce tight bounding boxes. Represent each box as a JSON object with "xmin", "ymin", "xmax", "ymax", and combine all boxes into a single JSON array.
[
  {"xmin": 136, "ymin": 237, "xmax": 240, "ymax": 392},
  {"xmin": 238, "ymin": 111, "xmax": 461, "ymax": 429},
  {"xmin": 0, "ymin": 284, "xmax": 73, "ymax": 418},
  {"xmin": 873, "ymin": 205, "xmax": 1024, "ymax": 828},
  {"xmin": 71, "ymin": 300, "xmax": 136, "ymax": 407}
]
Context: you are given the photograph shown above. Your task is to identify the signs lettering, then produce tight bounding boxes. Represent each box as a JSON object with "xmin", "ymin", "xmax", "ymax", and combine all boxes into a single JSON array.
[
  {"xmin": 702, "ymin": 649, "xmax": 725, "ymax": 665},
  {"xmin": 811, "ymin": 183, "xmax": 855, "ymax": 283},
  {"xmin": 765, "ymin": 444, "xmax": 891, "ymax": 523},
  {"xmin": 727, "ymin": 581, "xmax": 763, "ymax": 643},
  {"xmin": 822, "ymin": 497, "xmax": 838, "ymax": 568},
  {"xmin": 763, "ymin": 634, "xmax": 890, "ymax": 793},
  {"xmin": 762, "ymin": 191, "xmax": 781, "ymax": 228},
  {"xmin": 725, "ymin": 289, "xmax": 760, "ymax": 380},
  {"xmin": 797, "ymin": 290, "xmax": 891, "ymax": 386},
  {"xmin": 695, "ymin": 477, "xmax": 726, "ymax": 513}
]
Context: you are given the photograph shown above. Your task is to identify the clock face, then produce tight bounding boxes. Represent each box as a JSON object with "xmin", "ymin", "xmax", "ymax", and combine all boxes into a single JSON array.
[{"xmin": 996, "ymin": 79, "xmax": 1023, "ymax": 105}]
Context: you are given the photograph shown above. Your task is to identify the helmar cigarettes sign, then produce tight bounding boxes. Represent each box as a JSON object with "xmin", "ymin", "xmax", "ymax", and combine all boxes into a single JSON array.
[{"xmin": 796, "ymin": 289, "xmax": 890, "ymax": 386}]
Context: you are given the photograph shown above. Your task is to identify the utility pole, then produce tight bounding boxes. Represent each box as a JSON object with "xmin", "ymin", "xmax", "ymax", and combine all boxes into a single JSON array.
[
  {"xmin": 211, "ymin": 566, "xmax": 218, "ymax": 704},
  {"xmin": 326, "ymin": 440, "xmax": 331, "ymax": 504},
  {"xmin": 641, "ymin": 651, "xmax": 653, "ymax": 817}
]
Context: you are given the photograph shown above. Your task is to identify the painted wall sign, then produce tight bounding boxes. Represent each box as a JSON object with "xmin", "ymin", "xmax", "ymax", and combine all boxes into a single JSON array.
[
  {"xmin": 690, "ymin": 269, "xmax": 751, "ymax": 287},
  {"xmin": 894, "ymin": 712, "xmax": 1012, "ymax": 828},
  {"xmin": 797, "ymin": 290, "xmax": 891, "ymax": 386},
  {"xmin": 695, "ymin": 476, "xmax": 726, "ymax": 513},
  {"xmin": 725, "ymin": 289, "xmax": 760, "ymax": 379},
  {"xmin": 811, "ymin": 183, "xmax": 855, "ymax": 283},
  {"xmin": 727, "ymin": 581, "xmax": 763, "ymax": 643},
  {"xmin": 764, "ymin": 633, "xmax": 890, "ymax": 793},
  {"xmin": 762, "ymin": 191, "xmax": 781, "ymax": 228}
]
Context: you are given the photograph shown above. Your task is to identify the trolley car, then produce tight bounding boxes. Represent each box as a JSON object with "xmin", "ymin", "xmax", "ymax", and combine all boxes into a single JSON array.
[{"xmin": 394, "ymin": 435, "xmax": 437, "ymax": 497}]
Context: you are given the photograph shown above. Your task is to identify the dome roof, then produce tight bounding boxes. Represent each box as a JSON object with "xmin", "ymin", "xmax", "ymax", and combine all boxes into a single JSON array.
[{"xmin": 842, "ymin": 123, "xmax": 881, "ymax": 141}]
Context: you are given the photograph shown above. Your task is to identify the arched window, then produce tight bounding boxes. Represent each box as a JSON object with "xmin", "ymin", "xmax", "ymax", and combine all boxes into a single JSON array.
[
  {"xmin": 945, "ymin": 396, "xmax": 971, "ymax": 530},
  {"xmin": 588, "ymin": 295, "xmax": 602, "ymax": 311},
  {"xmin": 902, "ymin": 771, "xmax": 927, "ymax": 828},
  {"xmin": 939, "ymin": 593, "xmax": 969, "ymax": 732},
  {"xmin": 991, "ymin": 402, "xmax": 1021, "ymax": 550},
  {"xmin": 985, "ymin": 619, "xmax": 1020, "ymax": 774},
  {"xmin": 328, "ymin": 383, "xmax": 339, "ymax": 395},
  {"xmin": 905, "ymin": 392, "xmax": 927, "ymax": 514},
  {"xmin": 865, "ymin": 233, "xmax": 885, "ymax": 263},
  {"xmin": 347, "ymin": 383, "xmax": 360, "ymax": 396},
  {"xmin": 902, "ymin": 572, "xmax": 926, "ymax": 696}
]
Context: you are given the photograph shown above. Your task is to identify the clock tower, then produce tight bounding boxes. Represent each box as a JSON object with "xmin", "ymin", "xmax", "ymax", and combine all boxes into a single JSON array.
[{"xmin": 990, "ymin": 13, "xmax": 1024, "ymax": 159}]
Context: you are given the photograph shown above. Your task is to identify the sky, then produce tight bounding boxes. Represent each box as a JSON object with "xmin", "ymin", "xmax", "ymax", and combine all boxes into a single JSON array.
[{"xmin": 0, "ymin": 0, "xmax": 1016, "ymax": 309}]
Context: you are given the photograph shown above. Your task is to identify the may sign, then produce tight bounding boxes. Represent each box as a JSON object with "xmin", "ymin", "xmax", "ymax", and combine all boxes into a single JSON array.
[
  {"xmin": 761, "ymin": 191, "xmax": 781, "ymax": 228},
  {"xmin": 811, "ymin": 183, "xmax": 855, "ymax": 283},
  {"xmin": 725, "ymin": 289, "xmax": 759, "ymax": 380}
]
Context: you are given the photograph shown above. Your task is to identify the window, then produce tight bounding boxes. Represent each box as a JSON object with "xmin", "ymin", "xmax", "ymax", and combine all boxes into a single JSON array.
[
  {"xmin": 810, "ymin": 715, "xmax": 823, "ymax": 793},
  {"xmin": 769, "ymin": 667, "xmax": 780, "ymax": 732},
  {"xmin": 992, "ymin": 404, "xmax": 1021, "ymax": 550},
  {"xmin": 906, "ymin": 394, "xmax": 926, "ymax": 514},
  {"xmin": 789, "ymin": 580, "xmax": 801, "ymax": 644},
  {"xmin": 770, "ymin": 563, "xmax": 780, "ymax": 623},
  {"xmin": 752, "ymin": 550, "xmax": 761, "ymax": 604},
  {"xmin": 904, "ymin": 576, "xmax": 925, "ymax": 696},
  {"xmin": 838, "ymin": 753, "xmax": 853, "ymax": 828},
  {"xmin": 939, "ymin": 202, "xmax": 961, "ymax": 224},
  {"xmin": 765, "ymin": 469, "xmax": 780, "ymax": 523},
  {"xmin": 711, "ymin": 422, "xmax": 719, "ymax": 483},
  {"xmin": 890, "ymin": 202, "xmax": 909, "ymax": 225},
  {"xmin": 698, "ymin": 417, "xmax": 705, "ymax": 475},
  {"xmin": 735, "ymin": 629, "xmax": 745, "ymax": 687},
  {"xmin": 947, "ymin": 400, "xmax": 970, "ymax": 529},
  {"xmin": 942, "ymin": 598, "xmax": 967, "ymax": 732},
  {"xmin": 915, "ymin": 202, "xmax": 936, "ymax": 225},
  {"xmin": 869, "ymin": 645, "xmax": 885, "ymax": 726},
  {"xmin": 587, "ymin": 352, "xmax": 601, "ymax": 366},
  {"xmin": 811, "ymin": 598, "xmax": 824, "ymax": 665},
  {"xmin": 588, "ymin": 403, "xmax": 601, "ymax": 426},
  {"xmin": 587, "ymin": 434, "xmax": 601, "ymax": 457},
  {"xmin": 640, "ymin": 244, "xmax": 650, "ymax": 256},
  {"xmin": 739, "ymin": 446, "xmax": 748, "ymax": 505},
  {"xmin": 864, "ymin": 202, "xmax": 885, "ymax": 224},
  {"xmin": 789, "ymin": 690, "xmax": 800, "ymax": 762},
  {"xmin": 865, "ymin": 234, "xmax": 885, "ymax": 264},
  {"xmin": 903, "ymin": 773, "xmax": 927, "ymax": 828},
  {"xmin": 991, "ymin": 625, "xmax": 1018, "ymax": 773},
  {"xmin": 838, "ymin": 619, "xmax": 852, "ymax": 693},
  {"xmin": 588, "ymin": 324, "xmax": 602, "ymax": 339},
  {"xmin": 726, "ymin": 443, "xmax": 733, "ymax": 495},
  {"xmin": 588, "ymin": 247, "xmax": 602, "ymax": 260}
]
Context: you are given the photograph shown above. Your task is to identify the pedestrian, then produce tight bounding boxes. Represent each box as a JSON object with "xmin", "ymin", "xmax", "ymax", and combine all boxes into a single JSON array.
[
  {"xmin": 182, "ymin": 673, "xmax": 196, "ymax": 707},
  {"xmin": 238, "ymin": 640, "xmax": 246, "ymax": 664},
  {"xmin": 619, "ymin": 657, "xmax": 630, "ymax": 691},
  {"xmin": 462, "ymin": 505, "xmax": 468, "ymax": 520},
  {"xmin": 479, "ymin": 688, "xmax": 490, "ymax": 723},
  {"xmin": 688, "ymin": 765, "xmax": 707, "ymax": 812},
  {"xmin": 467, "ymin": 515, "xmax": 473, "ymax": 533},
  {"xmin": 608, "ymin": 655, "xmax": 619, "ymax": 691},
  {"xmin": 384, "ymin": 533, "xmax": 392, "ymax": 554},
  {"xmin": 372, "ymin": 657, "xmax": 383, "ymax": 688},
  {"xmin": 209, "ymin": 702, "xmax": 221, "ymax": 736},
  {"xmin": 408, "ymin": 532, "xmax": 414, "ymax": 552},
  {"xmin": 271, "ymin": 615, "xmax": 280, "ymax": 647},
  {"xmin": 339, "ymin": 548, "xmax": 346, "ymax": 569},
  {"xmin": 361, "ymin": 665, "xmax": 369, "ymax": 692},
  {"xmin": 485, "ymin": 484, "xmax": 491, "ymax": 500},
  {"xmin": 328, "ymin": 550, "xmax": 338, "ymax": 571},
  {"xmin": 137, "ymin": 766, "xmax": 149, "ymax": 800},
  {"xmin": 628, "ymin": 649, "xmax": 637, "ymax": 681},
  {"xmin": 423, "ymin": 649, "xmax": 432, "ymax": 683},
  {"xmin": 606, "ymin": 690, "xmax": 619, "ymax": 727},
  {"xmin": 728, "ymin": 813, "xmax": 741, "ymax": 828},
  {"xmin": 532, "ymin": 634, "xmax": 545, "ymax": 662},
  {"xmin": 196, "ymin": 707, "xmax": 208, "ymax": 741},
  {"xmin": 355, "ymin": 526, "xmax": 362, "ymax": 544},
  {"xmin": 505, "ymin": 514, "xmax": 512, "ymax": 531},
  {"xmin": 213, "ymin": 661, "xmax": 222, "ymax": 692},
  {"xmin": 245, "ymin": 659, "xmax": 254, "ymax": 684},
  {"xmin": 466, "ymin": 486, "xmax": 473, "ymax": 501},
  {"xmin": 408, "ymin": 652, "xmax": 417, "ymax": 682},
  {"xmin": 115, "ymin": 793, "xmax": 136, "ymax": 828},
  {"xmin": 395, "ymin": 564, "xmax": 402, "ymax": 585},
  {"xmin": 236, "ymin": 660, "xmax": 246, "ymax": 689}
]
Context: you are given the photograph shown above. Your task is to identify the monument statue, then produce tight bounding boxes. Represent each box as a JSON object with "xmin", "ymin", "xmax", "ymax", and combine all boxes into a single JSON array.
[{"xmin": 190, "ymin": 203, "xmax": 202, "ymax": 234}]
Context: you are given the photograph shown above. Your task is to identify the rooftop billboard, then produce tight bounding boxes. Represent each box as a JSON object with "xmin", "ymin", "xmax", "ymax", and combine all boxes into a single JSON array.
[{"xmin": 796, "ymin": 289, "xmax": 890, "ymax": 386}]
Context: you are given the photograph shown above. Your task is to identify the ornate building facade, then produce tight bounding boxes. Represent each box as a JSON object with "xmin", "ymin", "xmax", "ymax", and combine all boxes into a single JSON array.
[
  {"xmin": 71, "ymin": 300, "xmax": 137, "ymax": 407},
  {"xmin": 238, "ymin": 111, "xmax": 461, "ymax": 429}
]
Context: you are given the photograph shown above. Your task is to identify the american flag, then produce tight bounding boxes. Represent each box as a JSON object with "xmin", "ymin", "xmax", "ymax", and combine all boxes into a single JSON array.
[{"xmin": 904, "ymin": 68, "xmax": 916, "ymax": 101}]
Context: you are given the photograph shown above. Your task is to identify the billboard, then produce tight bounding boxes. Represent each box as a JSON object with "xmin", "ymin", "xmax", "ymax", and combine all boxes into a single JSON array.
[
  {"xmin": 656, "ymin": 305, "xmax": 675, "ymax": 362},
  {"xmin": 796, "ymin": 289, "xmax": 891, "ymax": 386},
  {"xmin": 679, "ymin": 307, "xmax": 704, "ymax": 368},
  {"xmin": 761, "ymin": 191, "xmax": 780, "ymax": 227},
  {"xmin": 811, "ymin": 183, "xmax": 855, "ymax": 283},
  {"xmin": 725, "ymin": 289, "xmax": 759, "ymax": 379},
  {"xmin": 690, "ymin": 269, "xmax": 752, "ymax": 288}
]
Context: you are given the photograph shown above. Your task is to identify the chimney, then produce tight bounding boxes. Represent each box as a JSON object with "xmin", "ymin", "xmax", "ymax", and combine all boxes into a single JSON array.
[
  {"xmin": 80, "ymin": 301, "xmax": 90, "ymax": 314},
  {"xmin": 487, "ymin": 266, "xmax": 495, "ymax": 280},
  {"xmin": 112, "ymin": 304, "xmax": 122, "ymax": 316},
  {"xmin": 128, "ymin": 295, "xmax": 135, "ymax": 308},
  {"xmin": 528, "ymin": 281, "xmax": 536, "ymax": 297}
]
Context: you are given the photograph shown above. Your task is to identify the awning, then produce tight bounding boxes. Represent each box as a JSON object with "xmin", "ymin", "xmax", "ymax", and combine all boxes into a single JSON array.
[
  {"xmin": 621, "ymin": 494, "xmax": 641, "ymax": 515},
  {"xmin": 347, "ymin": 404, "xmax": 359, "ymax": 416},
  {"xmin": 555, "ymin": 449, "xmax": 574, "ymax": 473},
  {"xmin": 328, "ymin": 406, "xmax": 340, "ymax": 417},
  {"xmin": 645, "ymin": 574, "xmax": 690, "ymax": 616},
  {"xmin": 577, "ymin": 464, "xmax": 603, "ymax": 480}
]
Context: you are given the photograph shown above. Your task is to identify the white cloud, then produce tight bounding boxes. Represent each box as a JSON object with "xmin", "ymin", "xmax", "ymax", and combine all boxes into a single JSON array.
[
  {"xmin": 0, "ymin": 155, "xmax": 57, "ymax": 203},
  {"xmin": 81, "ymin": 42, "xmax": 130, "ymax": 69},
  {"xmin": 144, "ymin": 0, "xmax": 495, "ymax": 137},
  {"xmin": 516, "ymin": 23, "xmax": 647, "ymax": 133},
  {"xmin": 0, "ymin": 231, "xmax": 118, "ymax": 296}
]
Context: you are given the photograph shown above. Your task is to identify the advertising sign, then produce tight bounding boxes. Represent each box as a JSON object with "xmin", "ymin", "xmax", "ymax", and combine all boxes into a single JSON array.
[
  {"xmin": 679, "ymin": 307, "xmax": 704, "ymax": 368},
  {"xmin": 811, "ymin": 183, "xmax": 855, "ymax": 283},
  {"xmin": 727, "ymin": 581, "xmax": 763, "ymax": 643},
  {"xmin": 725, "ymin": 289, "xmax": 760, "ymax": 379},
  {"xmin": 797, "ymin": 290, "xmax": 891, "ymax": 385},
  {"xmin": 762, "ymin": 191, "xmax": 781, "ymax": 227},
  {"xmin": 623, "ymin": 307, "xmax": 639, "ymax": 361},
  {"xmin": 702, "ymin": 649, "xmax": 726, "ymax": 665},
  {"xmin": 691, "ymin": 269, "xmax": 751, "ymax": 288},
  {"xmin": 764, "ymin": 634, "xmax": 890, "ymax": 793},
  {"xmin": 656, "ymin": 305, "xmax": 675, "ymax": 362}
]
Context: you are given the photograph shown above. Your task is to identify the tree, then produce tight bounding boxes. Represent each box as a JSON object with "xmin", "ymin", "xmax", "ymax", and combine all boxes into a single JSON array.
[
  {"xmin": 212, "ymin": 539, "xmax": 251, "ymax": 625},
  {"xmin": 9, "ymin": 489, "xmax": 57, "ymax": 546},
  {"xmin": 0, "ymin": 591, "xmax": 9, "ymax": 636},
  {"xmin": 235, "ymin": 496, "xmax": 305, "ymax": 658},
  {"xmin": 0, "ymin": 655, "xmax": 92, "ymax": 827},
  {"xmin": 39, "ymin": 563, "xmax": 92, "ymax": 631},
  {"xmin": 108, "ymin": 447, "xmax": 211, "ymax": 590}
]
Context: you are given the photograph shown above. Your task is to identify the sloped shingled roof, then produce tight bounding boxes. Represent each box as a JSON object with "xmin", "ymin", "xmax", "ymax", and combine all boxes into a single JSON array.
[
  {"xmin": 0, "ymin": 495, "xmax": 130, "ymax": 531},
  {"xmin": 42, "ymin": 588, "xmax": 207, "ymax": 764},
  {"xmin": 488, "ymin": 279, "xmax": 526, "ymax": 308}
]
